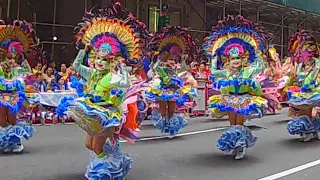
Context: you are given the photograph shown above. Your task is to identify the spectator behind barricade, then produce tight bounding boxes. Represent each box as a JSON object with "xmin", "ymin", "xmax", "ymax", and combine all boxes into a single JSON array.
[
  {"xmin": 52, "ymin": 74, "xmax": 69, "ymax": 92},
  {"xmin": 57, "ymin": 63, "xmax": 69, "ymax": 81},
  {"xmin": 44, "ymin": 67, "xmax": 56, "ymax": 90},
  {"xmin": 33, "ymin": 72, "xmax": 47, "ymax": 92},
  {"xmin": 32, "ymin": 62, "xmax": 46, "ymax": 74},
  {"xmin": 194, "ymin": 62, "xmax": 210, "ymax": 79},
  {"xmin": 49, "ymin": 61, "xmax": 57, "ymax": 74},
  {"xmin": 75, "ymin": 72, "xmax": 86, "ymax": 84}
]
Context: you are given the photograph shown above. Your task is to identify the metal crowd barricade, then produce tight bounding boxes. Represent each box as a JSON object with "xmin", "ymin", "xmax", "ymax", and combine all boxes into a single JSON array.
[
  {"xmin": 26, "ymin": 92, "xmax": 77, "ymax": 126},
  {"xmin": 192, "ymin": 77, "xmax": 208, "ymax": 116}
]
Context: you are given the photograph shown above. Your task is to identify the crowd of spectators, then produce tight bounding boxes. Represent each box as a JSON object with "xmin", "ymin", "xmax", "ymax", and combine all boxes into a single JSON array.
[
  {"xmin": 31, "ymin": 61, "xmax": 85, "ymax": 93},
  {"xmin": 31, "ymin": 59, "xmax": 211, "ymax": 93}
]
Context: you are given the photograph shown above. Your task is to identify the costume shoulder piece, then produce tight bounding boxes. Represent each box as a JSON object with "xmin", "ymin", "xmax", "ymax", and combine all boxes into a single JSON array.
[
  {"xmin": 203, "ymin": 15, "xmax": 270, "ymax": 69},
  {"xmin": 149, "ymin": 26, "xmax": 198, "ymax": 63},
  {"xmin": 74, "ymin": 2, "xmax": 148, "ymax": 66},
  {"xmin": 288, "ymin": 30, "xmax": 319, "ymax": 63},
  {"xmin": 0, "ymin": 20, "xmax": 40, "ymax": 61}
]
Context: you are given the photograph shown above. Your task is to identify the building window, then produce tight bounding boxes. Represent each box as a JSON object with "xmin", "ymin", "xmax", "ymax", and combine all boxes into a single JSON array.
[{"xmin": 148, "ymin": 6, "xmax": 159, "ymax": 32}]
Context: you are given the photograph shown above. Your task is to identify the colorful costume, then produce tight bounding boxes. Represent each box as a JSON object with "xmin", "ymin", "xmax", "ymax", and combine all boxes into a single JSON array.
[
  {"xmin": 145, "ymin": 26, "xmax": 198, "ymax": 137},
  {"xmin": 56, "ymin": 3, "xmax": 148, "ymax": 179},
  {"xmin": 0, "ymin": 20, "xmax": 37, "ymax": 153},
  {"xmin": 205, "ymin": 15, "xmax": 269, "ymax": 159},
  {"xmin": 286, "ymin": 30, "xmax": 320, "ymax": 142},
  {"xmin": 256, "ymin": 47, "xmax": 288, "ymax": 114}
]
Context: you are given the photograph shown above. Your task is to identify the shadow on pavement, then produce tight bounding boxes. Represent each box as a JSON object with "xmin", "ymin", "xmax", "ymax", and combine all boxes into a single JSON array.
[
  {"xmin": 174, "ymin": 152, "xmax": 262, "ymax": 168},
  {"xmin": 279, "ymin": 138, "xmax": 320, "ymax": 149},
  {"xmin": 270, "ymin": 119, "xmax": 290, "ymax": 125},
  {"xmin": 43, "ymin": 173, "xmax": 86, "ymax": 180}
]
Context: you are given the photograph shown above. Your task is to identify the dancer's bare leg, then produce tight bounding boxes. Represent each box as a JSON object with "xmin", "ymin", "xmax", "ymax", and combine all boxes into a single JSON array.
[
  {"xmin": 92, "ymin": 127, "xmax": 116, "ymax": 156},
  {"xmin": 159, "ymin": 101, "xmax": 168, "ymax": 117},
  {"xmin": 227, "ymin": 111, "xmax": 236, "ymax": 126},
  {"xmin": 7, "ymin": 109, "xmax": 17, "ymax": 126},
  {"xmin": 236, "ymin": 114, "xmax": 245, "ymax": 125},
  {"xmin": 0, "ymin": 107, "xmax": 7, "ymax": 128},
  {"xmin": 168, "ymin": 101, "xmax": 176, "ymax": 117},
  {"xmin": 85, "ymin": 134, "xmax": 93, "ymax": 150}
]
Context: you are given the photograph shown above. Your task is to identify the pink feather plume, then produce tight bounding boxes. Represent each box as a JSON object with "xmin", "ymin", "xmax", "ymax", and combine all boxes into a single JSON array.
[
  {"xmin": 95, "ymin": 37, "xmax": 119, "ymax": 55},
  {"xmin": 169, "ymin": 45, "xmax": 182, "ymax": 56},
  {"xmin": 225, "ymin": 44, "xmax": 244, "ymax": 57},
  {"xmin": 300, "ymin": 51, "xmax": 312, "ymax": 62},
  {"xmin": 8, "ymin": 42, "xmax": 23, "ymax": 55}
]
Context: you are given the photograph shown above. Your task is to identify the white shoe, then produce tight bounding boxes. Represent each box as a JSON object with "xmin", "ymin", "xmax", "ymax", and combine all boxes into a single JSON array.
[
  {"xmin": 235, "ymin": 148, "xmax": 246, "ymax": 160},
  {"xmin": 313, "ymin": 132, "xmax": 319, "ymax": 140},
  {"xmin": 12, "ymin": 144, "xmax": 24, "ymax": 153},
  {"xmin": 3, "ymin": 146, "xmax": 13, "ymax": 153},
  {"xmin": 303, "ymin": 134, "xmax": 313, "ymax": 142}
]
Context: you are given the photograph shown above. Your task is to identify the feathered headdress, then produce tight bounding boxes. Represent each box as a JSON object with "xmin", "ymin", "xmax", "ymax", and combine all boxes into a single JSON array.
[
  {"xmin": 0, "ymin": 20, "xmax": 40, "ymax": 61},
  {"xmin": 288, "ymin": 30, "xmax": 318, "ymax": 63},
  {"xmin": 149, "ymin": 26, "xmax": 198, "ymax": 63},
  {"xmin": 203, "ymin": 15, "xmax": 269, "ymax": 69},
  {"xmin": 267, "ymin": 46, "xmax": 279, "ymax": 62},
  {"xmin": 74, "ymin": 2, "xmax": 148, "ymax": 66}
]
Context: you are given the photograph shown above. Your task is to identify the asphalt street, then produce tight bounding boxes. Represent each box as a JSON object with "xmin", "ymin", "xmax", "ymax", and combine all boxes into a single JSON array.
[{"xmin": 1, "ymin": 109, "xmax": 320, "ymax": 180}]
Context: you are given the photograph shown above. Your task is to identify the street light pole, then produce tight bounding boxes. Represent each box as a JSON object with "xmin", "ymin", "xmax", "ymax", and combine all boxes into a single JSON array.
[
  {"xmin": 6, "ymin": 0, "xmax": 10, "ymax": 18},
  {"xmin": 159, "ymin": 0, "xmax": 162, "ymax": 16}
]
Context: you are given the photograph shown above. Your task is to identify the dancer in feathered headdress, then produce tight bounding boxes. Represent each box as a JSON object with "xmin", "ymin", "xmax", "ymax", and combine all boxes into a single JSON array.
[
  {"xmin": 0, "ymin": 20, "xmax": 38, "ymax": 153},
  {"xmin": 145, "ymin": 26, "xmax": 198, "ymax": 137},
  {"xmin": 255, "ymin": 46, "xmax": 289, "ymax": 115},
  {"xmin": 204, "ymin": 15, "xmax": 269, "ymax": 160},
  {"xmin": 56, "ymin": 2, "xmax": 148, "ymax": 179},
  {"xmin": 286, "ymin": 30, "xmax": 320, "ymax": 142}
]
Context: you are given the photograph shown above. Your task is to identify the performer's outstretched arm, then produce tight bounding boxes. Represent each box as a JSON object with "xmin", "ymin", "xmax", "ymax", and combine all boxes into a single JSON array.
[
  {"xmin": 177, "ymin": 55, "xmax": 188, "ymax": 74},
  {"xmin": 73, "ymin": 49, "xmax": 92, "ymax": 80},
  {"xmin": 16, "ymin": 55, "xmax": 32, "ymax": 74},
  {"xmin": 211, "ymin": 57, "xmax": 227, "ymax": 79},
  {"xmin": 20, "ymin": 58, "xmax": 32, "ymax": 73},
  {"xmin": 247, "ymin": 56, "xmax": 265, "ymax": 78},
  {"xmin": 303, "ymin": 58, "xmax": 320, "ymax": 85}
]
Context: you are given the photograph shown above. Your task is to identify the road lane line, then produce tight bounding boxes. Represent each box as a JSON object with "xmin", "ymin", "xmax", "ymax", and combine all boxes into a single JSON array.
[
  {"xmin": 120, "ymin": 127, "xmax": 226, "ymax": 143},
  {"xmin": 258, "ymin": 159, "xmax": 320, "ymax": 180}
]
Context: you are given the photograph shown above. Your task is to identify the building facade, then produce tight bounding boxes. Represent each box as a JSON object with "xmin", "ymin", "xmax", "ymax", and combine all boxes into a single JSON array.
[{"xmin": 1, "ymin": 0, "xmax": 320, "ymax": 64}]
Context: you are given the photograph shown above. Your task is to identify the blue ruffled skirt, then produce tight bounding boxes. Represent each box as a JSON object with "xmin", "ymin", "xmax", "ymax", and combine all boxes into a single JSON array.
[
  {"xmin": 0, "ymin": 122, "xmax": 35, "ymax": 149},
  {"xmin": 145, "ymin": 77, "xmax": 197, "ymax": 107},
  {"xmin": 217, "ymin": 125, "xmax": 257, "ymax": 154},
  {"xmin": 57, "ymin": 97, "xmax": 122, "ymax": 136},
  {"xmin": 136, "ymin": 98, "xmax": 147, "ymax": 126},
  {"xmin": 209, "ymin": 94, "xmax": 268, "ymax": 119},
  {"xmin": 85, "ymin": 141, "xmax": 132, "ymax": 180},
  {"xmin": 287, "ymin": 115, "xmax": 320, "ymax": 135},
  {"xmin": 151, "ymin": 109, "xmax": 187, "ymax": 136},
  {"xmin": 288, "ymin": 91, "xmax": 320, "ymax": 108},
  {"xmin": 0, "ymin": 77, "xmax": 26, "ymax": 113}
]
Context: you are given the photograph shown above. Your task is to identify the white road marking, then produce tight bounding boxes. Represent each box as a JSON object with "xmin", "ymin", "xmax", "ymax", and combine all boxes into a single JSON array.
[
  {"xmin": 258, "ymin": 159, "xmax": 320, "ymax": 180},
  {"xmin": 120, "ymin": 127, "xmax": 226, "ymax": 143}
]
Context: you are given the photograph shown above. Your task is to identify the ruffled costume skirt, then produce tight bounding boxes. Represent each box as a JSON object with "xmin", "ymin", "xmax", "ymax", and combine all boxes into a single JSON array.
[
  {"xmin": 145, "ymin": 73, "xmax": 197, "ymax": 136},
  {"xmin": 85, "ymin": 141, "xmax": 132, "ymax": 180},
  {"xmin": 287, "ymin": 90, "xmax": 320, "ymax": 136},
  {"xmin": 254, "ymin": 73, "xmax": 289, "ymax": 114},
  {"xmin": 209, "ymin": 94, "xmax": 268, "ymax": 119},
  {"xmin": 58, "ymin": 76, "xmax": 146, "ymax": 179},
  {"xmin": 0, "ymin": 77, "xmax": 35, "ymax": 150},
  {"xmin": 217, "ymin": 125, "xmax": 258, "ymax": 154},
  {"xmin": 57, "ymin": 96, "xmax": 135, "ymax": 179},
  {"xmin": 209, "ymin": 92, "xmax": 267, "ymax": 153},
  {"xmin": 57, "ymin": 97, "xmax": 124, "ymax": 137}
]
